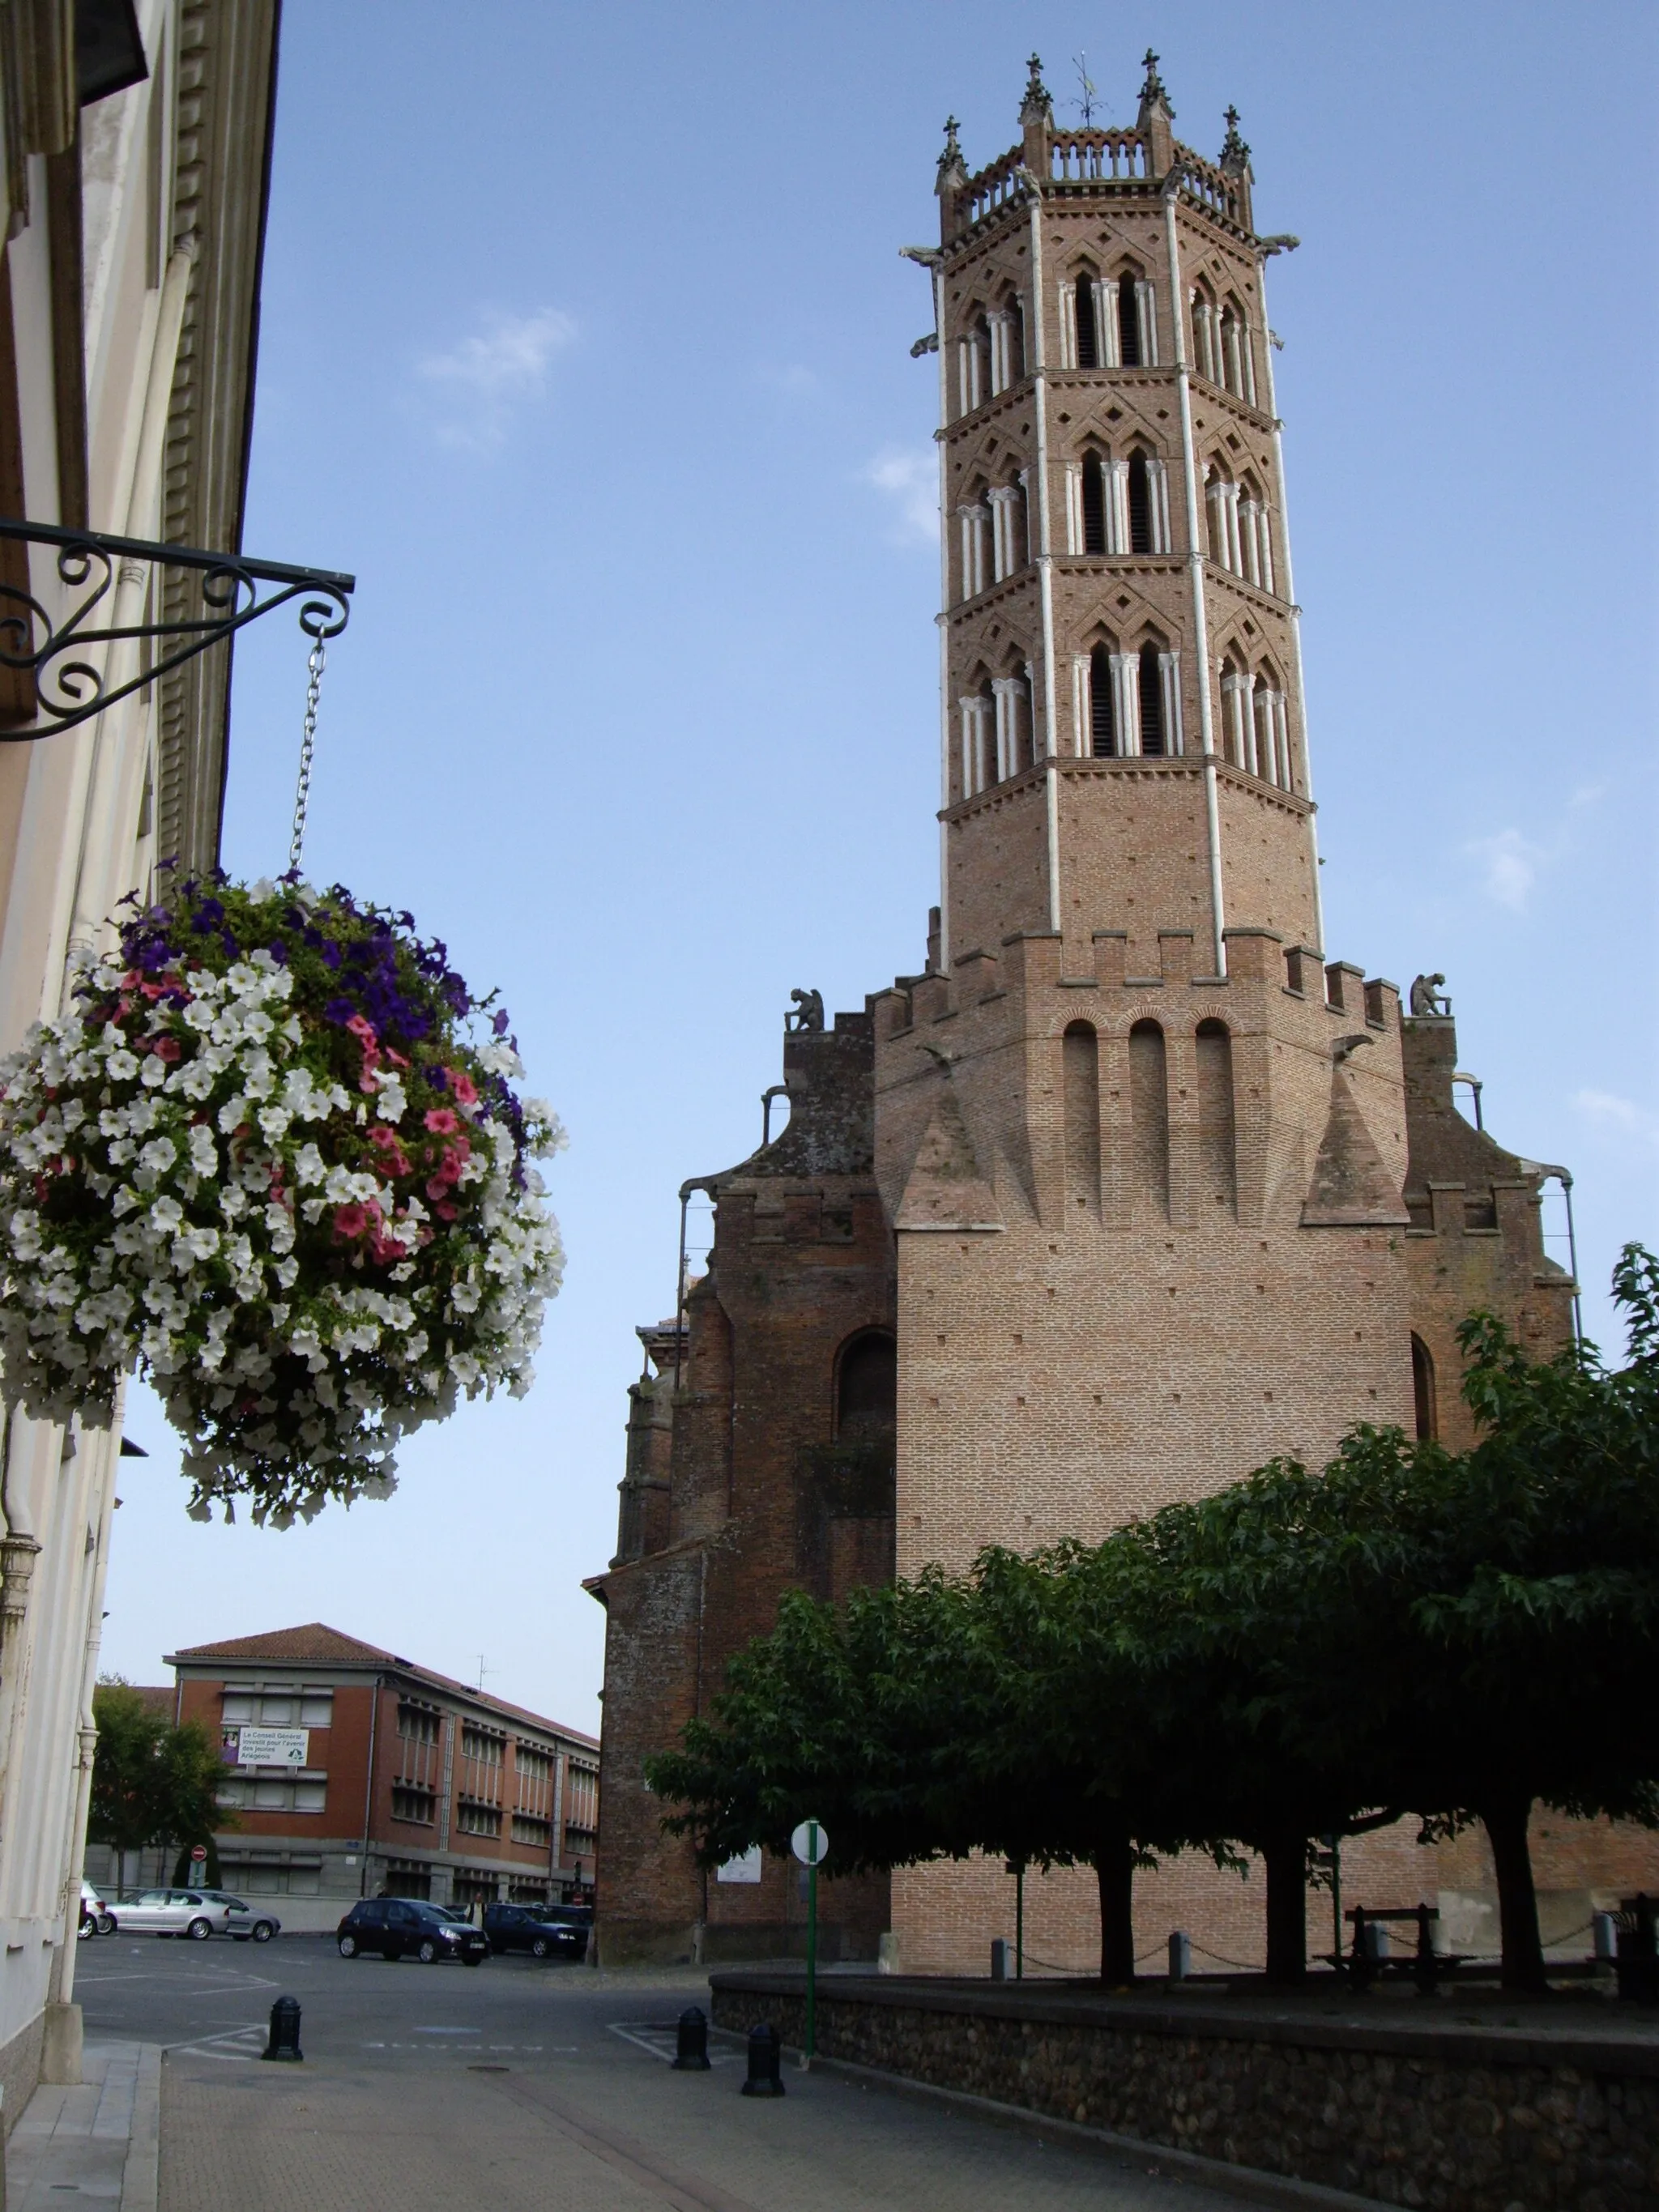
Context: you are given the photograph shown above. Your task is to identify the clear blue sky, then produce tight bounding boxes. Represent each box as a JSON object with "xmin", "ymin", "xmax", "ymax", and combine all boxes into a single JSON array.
[{"xmin": 102, "ymin": 1, "xmax": 1658, "ymax": 1731}]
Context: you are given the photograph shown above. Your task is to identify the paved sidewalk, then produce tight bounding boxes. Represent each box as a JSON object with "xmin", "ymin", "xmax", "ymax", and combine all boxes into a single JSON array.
[
  {"xmin": 5, "ymin": 2041, "xmax": 160, "ymax": 2212},
  {"xmin": 156, "ymin": 2018, "xmax": 1262, "ymax": 2212}
]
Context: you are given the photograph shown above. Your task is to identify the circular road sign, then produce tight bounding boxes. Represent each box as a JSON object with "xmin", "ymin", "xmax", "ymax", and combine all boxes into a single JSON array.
[
  {"xmin": 790, "ymin": 1820, "xmax": 829, "ymax": 1867},
  {"xmin": 189, "ymin": 1846, "xmax": 207, "ymax": 1862}
]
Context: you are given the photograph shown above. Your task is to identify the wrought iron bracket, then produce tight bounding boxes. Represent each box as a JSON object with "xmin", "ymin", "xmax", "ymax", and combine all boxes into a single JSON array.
[{"xmin": 0, "ymin": 518, "xmax": 355, "ymax": 742}]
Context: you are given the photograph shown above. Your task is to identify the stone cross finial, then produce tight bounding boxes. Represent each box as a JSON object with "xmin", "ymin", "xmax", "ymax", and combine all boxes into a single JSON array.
[
  {"xmin": 935, "ymin": 114, "xmax": 966, "ymax": 194},
  {"xmin": 1220, "ymin": 104, "xmax": 1252, "ymax": 173},
  {"xmin": 1020, "ymin": 52, "xmax": 1052, "ymax": 122},
  {"xmin": 1140, "ymin": 48, "xmax": 1171, "ymax": 109}
]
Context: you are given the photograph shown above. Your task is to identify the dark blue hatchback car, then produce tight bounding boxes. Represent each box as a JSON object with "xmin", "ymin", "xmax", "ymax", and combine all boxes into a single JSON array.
[
  {"xmin": 482, "ymin": 1902, "xmax": 591, "ymax": 1960},
  {"xmin": 336, "ymin": 1897, "xmax": 488, "ymax": 1964}
]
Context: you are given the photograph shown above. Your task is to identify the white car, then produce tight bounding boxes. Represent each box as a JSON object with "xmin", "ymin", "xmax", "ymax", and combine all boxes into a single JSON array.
[
  {"xmin": 77, "ymin": 1882, "xmax": 117, "ymax": 1938},
  {"xmin": 116, "ymin": 1888, "xmax": 279, "ymax": 1942}
]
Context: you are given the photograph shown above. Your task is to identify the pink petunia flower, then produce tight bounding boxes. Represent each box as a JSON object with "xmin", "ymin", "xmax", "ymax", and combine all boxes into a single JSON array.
[
  {"xmin": 333, "ymin": 1204, "xmax": 368, "ymax": 1239},
  {"xmin": 424, "ymin": 1107, "xmax": 459, "ymax": 1136},
  {"xmin": 152, "ymin": 1036, "xmax": 182, "ymax": 1062},
  {"xmin": 446, "ymin": 1068, "xmax": 478, "ymax": 1106}
]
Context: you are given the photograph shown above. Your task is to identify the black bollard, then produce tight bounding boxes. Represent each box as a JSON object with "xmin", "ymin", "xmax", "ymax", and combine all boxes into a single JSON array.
[
  {"xmin": 672, "ymin": 2005, "xmax": 711, "ymax": 2071},
  {"xmin": 739, "ymin": 2019, "xmax": 785, "ymax": 2097},
  {"xmin": 262, "ymin": 1995, "xmax": 303, "ymax": 2063}
]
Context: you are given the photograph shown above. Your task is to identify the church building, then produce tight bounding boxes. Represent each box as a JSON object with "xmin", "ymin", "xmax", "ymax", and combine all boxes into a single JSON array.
[{"xmin": 587, "ymin": 55, "xmax": 1614, "ymax": 1972}]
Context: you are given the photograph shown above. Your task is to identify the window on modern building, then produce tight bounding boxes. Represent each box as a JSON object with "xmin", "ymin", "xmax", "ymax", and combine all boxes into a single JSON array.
[
  {"xmin": 1128, "ymin": 1021, "xmax": 1171, "ymax": 1218},
  {"xmin": 1138, "ymin": 642, "xmax": 1165, "ymax": 755},
  {"xmin": 461, "ymin": 1726, "xmax": 505, "ymax": 1767},
  {"xmin": 837, "ymin": 1330, "xmax": 896, "ymax": 1444},
  {"xmin": 514, "ymin": 1744, "xmax": 553, "ymax": 1788},
  {"xmin": 390, "ymin": 1783, "xmax": 437, "ymax": 1826},
  {"xmin": 385, "ymin": 1859, "xmax": 433, "ymax": 1900},
  {"xmin": 1081, "ymin": 451, "xmax": 1106, "ymax": 556},
  {"xmin": 219, "ymin": 1771, "xmax": 328, "ymax": 1814},
  {"xmin": 397, "ymin": 1702, "xmax": 441, "ymax": 1748},
  {"xmin": 1089, "ymin": 642, "xmax": 1115, "ymax": 757},
  {"xmin": 509, "ymin": 1884, "xmax": 550, "ymax": 1907},
  {"xmin": 1196, "ymin": 1020, "xmax": 1237, "ymax": 1216},
  {"xmin": 452, "ymin": 1873, "xmax": 500, "ymax": 1907},
  {"xmin": 222, "ymin": 1688, "xmax": 330, "ymax": 1726},
  {"xmin": 1411, "ymin": 1335, "xmax": 1438, "ymax": 1441},
  {"xmin": 218, "ymin": 1857, "xmax": 322, "ymax": 1897},
  {"xmin": 511, "ymin": 1812, "xmax": 551, "ymax": 1848},
  {"xmin": 456, "ymin": 1800, "xmax": 502, "ymax": 1838},
  {"xmin": 1063, "ymin": 1022, "xmax": 1102, "ymax": 1214}
]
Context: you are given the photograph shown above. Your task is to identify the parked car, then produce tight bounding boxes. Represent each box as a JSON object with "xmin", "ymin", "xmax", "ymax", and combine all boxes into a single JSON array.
[
  {"xmin": 335, "ymin": 1898, "xmax": 488, "ymax": 1965},
  {"xmin": 114, "ymin": 1888, "xmax": 252, "ymax": 1941},
  {"xmin": 78, "ymin": 1882, "xmax": 117, "ymax": 1938},
  {"xmin": 194, "ymin": 1890, "xmax": 281, "ymax": 1943},
  {"xmin": 482, "ymin": 1902, "xmax": 591, "ymax": 1961}
]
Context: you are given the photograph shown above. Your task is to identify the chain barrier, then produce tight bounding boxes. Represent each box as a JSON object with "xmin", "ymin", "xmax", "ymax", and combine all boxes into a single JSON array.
[{"xmin": 288, "ymin": 635, "xmax": 326, "ymax": 874}]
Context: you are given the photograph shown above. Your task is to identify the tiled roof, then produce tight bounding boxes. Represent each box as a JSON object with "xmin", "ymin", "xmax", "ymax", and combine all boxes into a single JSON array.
[
  {"xmin": 165, "ymin": 1623, "xmax": 598, "ymax": 1748},
  {"xmin": 168, "ymin": 1623, "xmax": 399, "ymax": 1666}
]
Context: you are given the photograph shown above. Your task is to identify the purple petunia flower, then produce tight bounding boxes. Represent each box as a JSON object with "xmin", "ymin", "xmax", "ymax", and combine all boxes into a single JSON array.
[{"xmin": 324, "ymin": 998, "xmax": 356, "ymax": 1026}]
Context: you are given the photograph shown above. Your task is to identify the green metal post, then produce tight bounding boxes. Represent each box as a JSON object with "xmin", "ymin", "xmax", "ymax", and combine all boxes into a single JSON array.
[{"xmin": 805, "ymin": 1822, "xmax": 819, "ymax": 2064}]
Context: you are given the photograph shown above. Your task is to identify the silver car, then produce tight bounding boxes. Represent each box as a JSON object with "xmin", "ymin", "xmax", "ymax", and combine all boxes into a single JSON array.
[{"xmin": 115, "ymin": 1887, "xmax": 278, "ymax": 1941}]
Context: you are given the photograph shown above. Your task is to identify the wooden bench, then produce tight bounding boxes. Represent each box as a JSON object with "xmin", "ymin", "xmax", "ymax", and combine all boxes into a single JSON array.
[{"xmin": 1326, "ymin": 1903, "xmax": 1469, "ymax": 1994}]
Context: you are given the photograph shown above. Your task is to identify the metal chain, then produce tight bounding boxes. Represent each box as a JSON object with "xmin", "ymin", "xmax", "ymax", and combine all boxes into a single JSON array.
[{"xmin": 288, "ymin": 636, "xmax": 326, "ymax": 874}]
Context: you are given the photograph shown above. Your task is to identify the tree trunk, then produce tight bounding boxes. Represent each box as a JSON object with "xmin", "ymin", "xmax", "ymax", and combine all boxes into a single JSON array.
[
  {"xmin": 1261, "ymin": 1827, "xmax": 1308, "ymax": 1985},
  {"xmin": 1482, "ymin": 1796, "xmax": 1546, "ymax": 1994},
  {"xmin": 1095, "ymin": 1836, "xmax": 1137, "ymax": 1985}
]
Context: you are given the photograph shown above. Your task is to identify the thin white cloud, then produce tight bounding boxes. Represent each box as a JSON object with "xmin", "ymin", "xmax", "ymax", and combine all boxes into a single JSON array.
[
  {"xmin": 1573, "ymin": 1089, "xmax": 1659, "ymax": 1155},
  {"xmin": 864, "ymin": 446, "xmax": 937, "ymax": 545},
  {"xmin": 413, "ymin": 308, "xmax": 576, "ymax": 451},
  {"xmin": 1465, "ymin": 827, "xmax": 1545, "ymax": 912}
]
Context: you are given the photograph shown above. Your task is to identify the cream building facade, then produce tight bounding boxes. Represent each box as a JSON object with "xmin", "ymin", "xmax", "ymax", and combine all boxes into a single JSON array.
[{"xmin": 0, "ymin": 0, "xmax": 277, "ymax": 2123}]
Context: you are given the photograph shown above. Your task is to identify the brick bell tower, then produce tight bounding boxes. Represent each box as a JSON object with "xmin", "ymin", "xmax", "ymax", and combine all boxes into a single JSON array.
[
  {"xmin": 870, "ymin": 54, "xmax": 1574, "ymax": 1969},
  {"xmin": 589, "ymin": 53, "xmax": 1582, "ymax": 1976}
]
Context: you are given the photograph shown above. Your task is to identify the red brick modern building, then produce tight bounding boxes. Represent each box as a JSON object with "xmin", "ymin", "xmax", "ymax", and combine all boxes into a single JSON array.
[{"xmin": 141, "ymin": 1626, "xmax": 597, "ymax": 1928}]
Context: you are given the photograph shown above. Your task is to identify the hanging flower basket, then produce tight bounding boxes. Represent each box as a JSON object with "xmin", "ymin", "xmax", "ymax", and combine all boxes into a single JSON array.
[{"xmin": 0, "ymin": 872, "xmax": 564, "ymax": 1525}]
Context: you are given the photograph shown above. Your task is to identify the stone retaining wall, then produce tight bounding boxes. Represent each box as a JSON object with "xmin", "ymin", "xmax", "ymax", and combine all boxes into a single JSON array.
[{"xmin": 710, "ymin": 1972, "xmax": 1659, "ymax": 2210}]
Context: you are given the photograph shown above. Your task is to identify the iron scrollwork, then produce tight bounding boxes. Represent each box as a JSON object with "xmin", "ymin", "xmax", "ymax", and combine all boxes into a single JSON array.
[{"xmin": 0, "ymin": 518, "xmax": 355, "ymax": 741}]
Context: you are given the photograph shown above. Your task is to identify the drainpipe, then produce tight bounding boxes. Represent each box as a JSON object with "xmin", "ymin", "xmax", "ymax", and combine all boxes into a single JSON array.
[
  {"xmin": 1162, "ymin": 171, "xmax": 1226, "ymax": 978},
  {"xmin": 359, "ymin": 1673, "xmax": 382, "ymax": 1898},
  {"xmin": 1016, "ymin": 166, "xmax": 1062, "ymax": 934},
  {"xmin": 1255, "ymin": 236, "xmax": 1320, "ymax": 954}
]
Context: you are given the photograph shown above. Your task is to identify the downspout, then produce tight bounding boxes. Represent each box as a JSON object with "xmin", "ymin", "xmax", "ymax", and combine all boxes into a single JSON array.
[
  {"xmin": 358, "ymin": 1672, "xmax": 381, "ymax": 1898},
  {"xmin": 1256, "ymin": 238, "xmax": 1322, "ymax": 953},
  {"xmin": 54, "ymin": 237, "xmax": 196, "ymax": 993},
  {"xmin": 1162, "ymin": 173, "xmax": 1226, "ymax": 978},
  {"xmin": 1017, "ymin": 166, "xmax": 1062, "ymax": 933},
  {"xmin": 932, "ymin": 258, "xmax": 952, "ymax": 970}
]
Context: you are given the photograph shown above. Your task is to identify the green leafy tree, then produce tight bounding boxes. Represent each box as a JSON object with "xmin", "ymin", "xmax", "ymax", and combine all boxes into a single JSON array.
[{"xmin": 89, "ymin": 1681, "xmax": 236, "ymax": 1889}]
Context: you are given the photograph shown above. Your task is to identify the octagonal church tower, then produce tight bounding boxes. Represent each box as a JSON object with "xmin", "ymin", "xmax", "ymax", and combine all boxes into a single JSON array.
[{"xmin": 588, "ymin": 55, "xmax": 1580, "ymax": 1976}]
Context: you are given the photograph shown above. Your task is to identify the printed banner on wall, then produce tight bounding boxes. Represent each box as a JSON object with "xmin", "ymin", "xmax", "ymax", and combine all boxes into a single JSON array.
[{"xmin": 224, "ymin": 1725, "xmax": 309, "ymax": 1767}]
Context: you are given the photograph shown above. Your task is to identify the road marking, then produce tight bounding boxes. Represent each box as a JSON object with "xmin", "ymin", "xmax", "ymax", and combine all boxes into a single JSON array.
[
  {"xmin": 608, "ymin": 2022, "xmax": 736, "ymax": 2066},
  {"xmin": 168, "ymin": 2024, "xmax": 268, "ymax": 2063}
]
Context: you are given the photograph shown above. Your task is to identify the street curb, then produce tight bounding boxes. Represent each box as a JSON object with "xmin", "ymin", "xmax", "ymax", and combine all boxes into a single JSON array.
[
  {"xmin": 121, "ymin": 2046, "xmax": 160, "ymax": 2212},
  {"xmin": 707, "ymin": 2031, "xmax": 1373, "ymax": 2211}
]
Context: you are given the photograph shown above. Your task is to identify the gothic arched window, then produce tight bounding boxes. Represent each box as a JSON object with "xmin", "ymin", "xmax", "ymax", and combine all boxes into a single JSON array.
[
  {"xmin": 1139, "ymin": 642, "xmax": 1165, "ymax": 756},
  {"xmin": 1410, "ymin": 1334, "xmax": 1437, "ymax": 1442},
  {"xmin": 1117, "ymin": 273, "xmax": 1143, "ymax": 367},
  {"xmin": 1074, "ymin": 271, "xmax": 1099, "ymax": 369},
  {"xmin": 1089, "ymin": 642, "xmax": 1115, "ymax": 757},
  {"xmin": 837, "ymin": 1330, "xmax": 897, "ymax": 1446},
  {"xmin": 1081, "ymin": 451, "xmax": 1107, "ymax": 556},
  {"xmin": 1127, "ymin": 452, "xmax": 1152, "ymax": 555}
]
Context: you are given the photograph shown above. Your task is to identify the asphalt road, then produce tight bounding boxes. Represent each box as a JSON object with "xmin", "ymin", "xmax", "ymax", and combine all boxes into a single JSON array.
[{"xmin": 75, "ymin": 1929, "xmax": 598, "ymax": 2061}]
